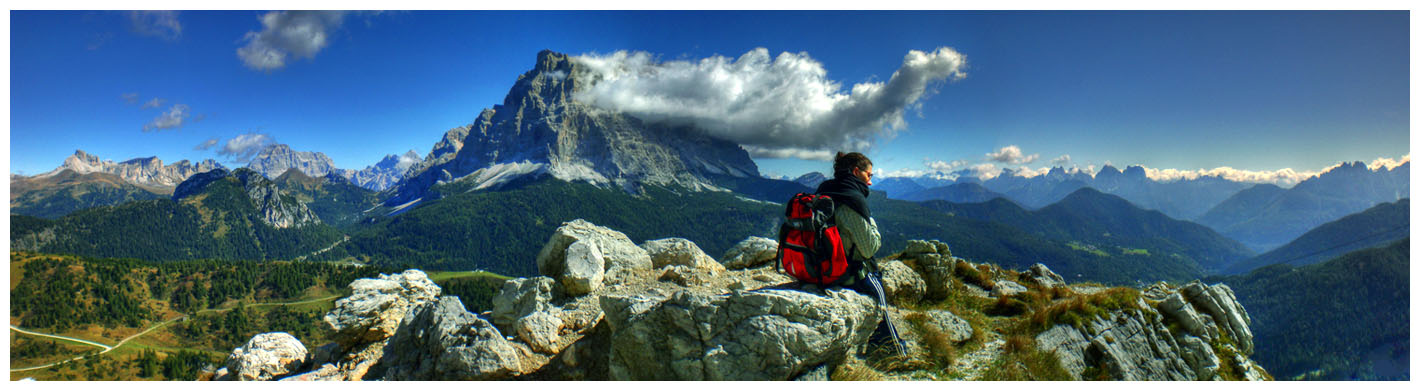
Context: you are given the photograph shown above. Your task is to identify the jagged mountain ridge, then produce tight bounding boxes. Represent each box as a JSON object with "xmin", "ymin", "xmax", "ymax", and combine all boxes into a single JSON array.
[
  {"xmin": 1197, "ymin": 161, "xmax": 1409, "ymax": 252},
  {"xmin": 246, "ymin": 144, "xmax": 347, "ymax": 180},
  {"xmin": 33, "ymin": 149, "xmax": 224, "ymax": 188},
  {"xmin": 386, "ymin": 50, "xmax": 760, "ymax": 206},
  {"xmin": 348, "ymin": 150, "xmax": 421, "ymax": 191}
]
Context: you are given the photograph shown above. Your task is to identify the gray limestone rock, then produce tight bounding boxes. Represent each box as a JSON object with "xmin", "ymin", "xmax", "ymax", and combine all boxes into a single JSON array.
[
  {"xmin": 924, "ymin": 309, "xmax": 974, "ymax": 343},
  {"xmin": 324, "ymin": 270, "xmax": 441, "ymax": 347},
  {"xmin": 221, "ymin": 332, "xmax": 309, "ymax": 381},
  {"xmin": 641, "ymin": 237, "xmax": 725, "ymax": 273},
  {"xmin": 490, "ymin": 276, "xmax": 556, "ymax": 331},
  {"xmin": 561, "ymin": 240, "xmax": 605, "ymax": 296},
  {"xmin": 599, "ymin": 288, "xmax": 879, "ymax": 380},
  {"xmin": 990, "ymin": 280, "xmax": 1028, "ymax": 297},
  {"xmin": 720, "ymin": 236, "xmax": 778, "ymax": 270},
  {"xmin": 878, "ymin": 260, "xmax": 925, "ymax": 305},
  {"xmin": 1023, "ymin": 263, "xmax": 1067, "ymax": 289},
  {"xmin": 516, "ymin": 309, "xmax": 566, "ymax": 355},
  {"xmin": 379, "ymin": 297, "xmax": 522, "ymax": 380},
  {"xmin": 536, "ymin": 219, "xmax": 652, "ymax": 280},
  {"xmin": 903, "ymin": 240, "xmax": 938, "ymax": 256},
  {"xmin": 912, "ymin": 253, "xmax": 955, "ymax": 300}
]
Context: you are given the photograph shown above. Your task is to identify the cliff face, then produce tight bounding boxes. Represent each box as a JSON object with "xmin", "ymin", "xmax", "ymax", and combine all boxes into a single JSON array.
[
  {"xmin": 173, "ymin": 168, "xmax": 322, "ymax": 229},
  {"xmin": 36, "ymin": 149, "xmax": 223, "ymax": 188},
  {"xmin": 214, "ymin": 222, "xmax": 1268, "ymax": 381},
  {"xmin": 388, "ymin": 51, "xmax": 760, "ymax": 205}
]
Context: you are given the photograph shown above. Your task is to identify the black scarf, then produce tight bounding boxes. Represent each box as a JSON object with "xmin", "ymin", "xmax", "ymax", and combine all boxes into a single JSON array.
[{"xmin": 815, "ymin": 175, "xmax": 871, "ymax": 220}]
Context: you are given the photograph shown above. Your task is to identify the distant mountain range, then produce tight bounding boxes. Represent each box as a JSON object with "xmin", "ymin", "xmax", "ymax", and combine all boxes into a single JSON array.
[
  {"xmin": 246, "ymin": 144, "xmax": 422, "ymax": 191},
  {"xmin": 11, "ymin": 168, "xmax": 342, "ymax": 261},
  {"xmin": 880, "ymin": 165, "xmax": 1251, "ymax": 221},
  {"xmin": 1222, "ymin": 198, "xmax": 1409, "ymax": 274},
  {"xmin": 34, "ymin": 149, "xmax": 224, "ymax": 188},
  {"xmin": 1197, "ymin": 161, "xmax": 1408, "ymax": 252}
]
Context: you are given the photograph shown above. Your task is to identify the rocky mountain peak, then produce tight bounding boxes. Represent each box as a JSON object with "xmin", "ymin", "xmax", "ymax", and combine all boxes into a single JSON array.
[
  {"xmin": 347, "ymin": 150, "xmax": 423, "ymax": 191},
  {"xmin": 247, "ymin": 144, "xmax": 344, "ymax": 179},
  {"xmin": 40, "ymin": 149, "xmax": 224, "ymax": 187},
  {"xmin": 388, "ymin": 50, "xmax": 760, "ymax": 205}
]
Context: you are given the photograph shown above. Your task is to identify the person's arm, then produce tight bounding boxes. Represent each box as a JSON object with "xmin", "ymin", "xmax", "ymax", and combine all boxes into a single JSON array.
[{"xmin": 836, "ymin": 207, "xmax": 881, "ymax": 260}]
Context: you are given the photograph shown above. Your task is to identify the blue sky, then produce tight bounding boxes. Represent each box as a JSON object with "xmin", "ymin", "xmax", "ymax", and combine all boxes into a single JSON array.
[{"xmin": 7, "ymin": 11, "xmax": 1410, "ymax": 185}]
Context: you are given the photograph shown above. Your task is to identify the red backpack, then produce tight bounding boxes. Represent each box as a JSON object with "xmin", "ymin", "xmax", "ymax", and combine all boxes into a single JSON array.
[{"xmin": 776, "ymin": 192, "xmax": 850, "ymax": 285}]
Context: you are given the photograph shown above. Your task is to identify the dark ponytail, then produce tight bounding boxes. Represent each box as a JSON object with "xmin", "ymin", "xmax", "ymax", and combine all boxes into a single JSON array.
[{"xmin": 833, "ymin": 152, "xmax": 872, "ymax": 179}]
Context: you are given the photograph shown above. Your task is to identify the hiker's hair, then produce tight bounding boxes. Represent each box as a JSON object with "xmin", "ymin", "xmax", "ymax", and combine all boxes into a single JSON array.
[{"xmin": 833, "ymin": 152, "xmax": 873, "ymax": 179}]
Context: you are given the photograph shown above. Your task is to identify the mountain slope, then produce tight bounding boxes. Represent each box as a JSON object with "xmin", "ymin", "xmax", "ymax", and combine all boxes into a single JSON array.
[
  {"xmin": 1223, "ymin": 198, "xmax": 1409, "ymax": 274},
  {"xmin": 348, "ymin": 150, "xmax": 421, "ymax": 191},
  {"xmin": 10, "ymin": 168, "xmax": 343, "ymax": 262},
  {"xmin": 315, "ymin": 176, "xmax": 782, "ymax": 275},
  {"xmin": 900, "ymin": 182, "xmax": 1006, "ymax": 203},
  {"xmin": 1197, "ymin": 161, "xmax": 1409, "ymax": 252},
  {"xmin": 921, "ymin": 188, "xmax": 1253, "ymax": 273},
  {"xmin": 10, "ymin": 170, "xmax": 168, "ymax": 219},
  {"xmin": 1208, "ymin": 239, "xmax": 1409, "ymax": 380},
  {"xmin": 274, "ymin": 170, "xmax": 381, "ymax": 230}
]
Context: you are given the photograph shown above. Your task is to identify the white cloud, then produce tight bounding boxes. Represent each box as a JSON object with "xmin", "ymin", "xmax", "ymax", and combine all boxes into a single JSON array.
[
  {"xmin": 740, "ymin": 146, "xmax": 836, "ymax": 161},
  {"xmin": 194, "ymin": 138, "xmax": 219, "ymax": 151},
  {"xmin": 237, "ymin": 11, "xmax": 346, "ymax": 71},
  {"xmin": 142, "ymin": 103, "xmax": 190, "ymax": 132},
  {"xmin": 985, "ymin": 145, "xmax": 1038, "ymax": 165},
  {"xmin": 129, "ymin": 11, "xmax": 181, "ymax": 41},
  {"xmin": 218, "ymin": 133, "xmax": 276, "ymax": 163},
  {"xmin": 121, "ymin": 92, "xmax": 139, "ymax": 104},
  {"xmin": 1368, "ymin": 154, "xmax": 1410, "ymax": 171},
  {"xmin": 572, "ymin": 47, "xmax": 966, "ymax": 159},
  {"xmin": 1013, "ymin": 166, "xmax": 1053, "ymax": 178},
  {"xmin": 1140, "ymin": 166, "xmax": 1323, "ymax": 188},
  {"xmin": 926, "ymin": 159, "xmax": 969, "ymax": 172},
  {"xmin": 1049, "ymin": 154, "xmax": 1071, "ymax": 166},
  {"xmin": 141, "ymin": 98, "xmax": 165, "ymax": 109},
  {"xmin": 970, "ymin": 163, "xmax": 1002, "ymax": 180},
  {"xmin": 396, "ymin": 150, "xmax": 422, "ymax": 172}
]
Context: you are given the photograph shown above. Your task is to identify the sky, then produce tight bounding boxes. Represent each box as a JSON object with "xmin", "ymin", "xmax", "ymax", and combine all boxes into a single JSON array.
[{"xmin": 6, "ymin": 10, "xmax": 1412, "ymax": 187}]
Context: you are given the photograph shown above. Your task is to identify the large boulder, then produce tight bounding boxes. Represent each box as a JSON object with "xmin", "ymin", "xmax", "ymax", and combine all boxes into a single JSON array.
[
  {"xmin": 912, "ymin": 253, "xmax": 955, "ymax": 300},
  {"xmin": 561, "ymin": 240, "xmax": 605, "ymax": 296},
  {"xmin": 1023, "ymin": 263, "xmax": 1066, "ymax": 289},
  {"xmin": 490, "ymin": 277, "xmax": 556, "ymax": 331},
  {"xmin": 324, "ymin": 270, "xmax": 441, "ymax": 346},
  {"xmin": 378, "ymin": 297, "xmax": 523, "ymax": 380},
  {"xmin": 642, "ymin": 238, "xmax": 726, "ymax": 273},
  {"xmin": 1035, "ymin": 305, "xmax": 1198, "ymax": 380},
  {"xmin": 990, "ymin": 280, "xmax": 1028, "ymax": 297},
  {"xmin": 902, "ymin": 240, "xmax": 939, "ymax": 256},
  {"xmin": 221, "ymin": 332, "xmax": 309, "ymax": 381},
  {"xmin": 536, "ymin": 219, "xmax": 652, "ymax": 279},
  {"xmin": 599, "ymin": 288, "xmax": 880, "ymax": 380},
  {"xmin": 720, "ymin": 236, "xmax": 778, "ymax": 270},
  {"xmin": 878, "ymin": 260, "xmax": 925, "ymax": 305}
]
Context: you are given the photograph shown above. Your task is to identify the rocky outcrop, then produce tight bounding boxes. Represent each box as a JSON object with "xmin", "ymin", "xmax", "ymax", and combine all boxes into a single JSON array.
[
  {"xmin": 894, "ymin": 240, "xmax": 955, "ymax": 300},
  {"xmin": 720, "ymin": 236, "xmax": 777, "ymax": 270},
  {"xmin": 599, "ymin": 288, "xmax": 879, "ymax": 380},
  {"xmin": 218, "ymin": 332, "xmax": 309, "ymax": 381},
  {"xmin": 35, "ymin": 149, "xmax": 224, "ymax": 188},
  {"xmin": 171, "ymin": 167, "xmax": 323, "ymax": 228},
  {"xmin": 1023, "ymin": 263, "xmax": 1066, "ymax": 289},
  {"xmin": 1035, "ymin": 281, "xmax": 1266, "ymax": 381},
  {"xmin": 878, "ymin": 260, "xmax": 924, "ymax": 305},
  {"xmin": 219, "ymin": 222, "xmax": 1267, "ymax": 382},
  {"xmin": 376, "ymin": 297, "xmax": 524, "ymax": 380},
  {"xmin": 536, "ymin": 219, "xmax": 653, "ymax": 285}
]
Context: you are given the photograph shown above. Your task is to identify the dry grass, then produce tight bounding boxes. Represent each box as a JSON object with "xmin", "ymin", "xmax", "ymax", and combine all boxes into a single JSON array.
[
  {"xmin": 979, "ymin": 335, "xmax": 1073, "ymax": 381},
  {"xmin": 831, "ymin": 359, "xmax": 887, "ymax": 381},
  {"xmin": 902, "ymin": 312, "xmax": 958, "ymax": 368}
]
